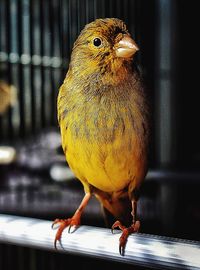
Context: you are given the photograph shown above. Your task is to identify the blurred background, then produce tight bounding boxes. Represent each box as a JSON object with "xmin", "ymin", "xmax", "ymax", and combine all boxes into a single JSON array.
[{"xmin": 0, "ymin": 0, "xmax": 200, "ymax": 269}]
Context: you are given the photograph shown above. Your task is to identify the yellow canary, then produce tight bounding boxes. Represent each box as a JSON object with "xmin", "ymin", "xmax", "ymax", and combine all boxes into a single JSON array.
[
  {"xmin": 53, "ymin": 18, "xmax": 149, "ymax": 255},
  {"xmin": 0, "ymin": 81, "xmax": 17, "ymax": 115}
]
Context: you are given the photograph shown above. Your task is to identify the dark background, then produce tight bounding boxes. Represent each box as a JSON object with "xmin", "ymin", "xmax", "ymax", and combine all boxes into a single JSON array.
[{"xmin": 0, "ymin": 0, "xmax": 200, "ymax": 269}]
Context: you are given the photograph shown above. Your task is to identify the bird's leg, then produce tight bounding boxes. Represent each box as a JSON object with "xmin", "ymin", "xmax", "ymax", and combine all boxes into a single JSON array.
[
  {"xmin": 52, "ymin": 193, "xmax": 91, "ymax": 249},
  {"xmin": 111, "ymin": 200, "xmax": 140, "ymax": 256}
]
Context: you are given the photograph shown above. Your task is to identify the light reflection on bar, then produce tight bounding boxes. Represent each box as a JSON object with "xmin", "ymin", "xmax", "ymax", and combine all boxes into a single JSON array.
[{"xmin": 0, "ymin": 214, "xmax": 200, "ymax": 269}]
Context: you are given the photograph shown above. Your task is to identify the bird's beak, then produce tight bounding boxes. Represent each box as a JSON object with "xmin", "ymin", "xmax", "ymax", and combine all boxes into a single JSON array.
[{"xmin": 115, "ymin": 35, "xmax": 139, "ymax": 58}]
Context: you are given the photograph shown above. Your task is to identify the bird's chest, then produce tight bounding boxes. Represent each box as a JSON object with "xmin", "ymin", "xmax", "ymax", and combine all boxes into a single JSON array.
[
  {"xmin": 61, "ymin": 98, "xmax": 146, "ymax": 192},
  {"xmin": 65, "ymin": 97, "xmax": 141, "ymax": 152}
]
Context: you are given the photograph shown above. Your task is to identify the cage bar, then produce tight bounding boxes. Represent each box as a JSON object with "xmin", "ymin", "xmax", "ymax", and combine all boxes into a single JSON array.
[{"xmin": 0, "ymin": 214, "xmax": 200, "ymax": 269}]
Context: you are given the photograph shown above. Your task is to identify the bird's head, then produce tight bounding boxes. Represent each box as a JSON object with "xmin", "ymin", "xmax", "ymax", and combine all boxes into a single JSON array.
[{"xmin": 70, "ymin": 18, "xmax": 139, "ymax": 83}]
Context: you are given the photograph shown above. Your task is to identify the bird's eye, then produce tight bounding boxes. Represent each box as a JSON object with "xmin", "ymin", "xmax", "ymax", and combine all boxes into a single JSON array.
[{"xmin": 93, "ymin": 38, "xmax": 102, "ymax": 47}]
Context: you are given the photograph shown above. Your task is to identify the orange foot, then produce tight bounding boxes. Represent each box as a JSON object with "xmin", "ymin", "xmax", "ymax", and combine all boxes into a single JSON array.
[
  {"xmin": 51, "ymin": 193, "xmax": 91, "ymax": 249},
  {"xmin": 52, "ymin": 216, "xmax": 80, "ymax": 249},
  {"xmin": 111, "ymin": 220, "xmax": 140, "ymax": 256}
]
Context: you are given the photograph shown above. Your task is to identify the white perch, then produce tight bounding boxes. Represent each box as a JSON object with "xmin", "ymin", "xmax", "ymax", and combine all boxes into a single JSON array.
[{"xmin": 0, "ymin": 214, "xmax": 200, "ymax": 269}]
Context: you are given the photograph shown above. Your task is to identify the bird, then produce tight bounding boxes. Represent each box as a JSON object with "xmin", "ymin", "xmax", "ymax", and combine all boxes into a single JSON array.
[
  {"xmin": 53, "ymin": 18, "xmax": 150, "ymax": 255},
  {"xmin": 0, "ymin": 81, "xmax": 17, "ymax": 115}
]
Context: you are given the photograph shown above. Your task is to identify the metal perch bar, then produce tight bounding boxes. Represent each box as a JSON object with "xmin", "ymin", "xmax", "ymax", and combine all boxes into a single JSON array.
[{"xmin": 0, "ymin": 214, "xmax": 200, "ymax": 269}]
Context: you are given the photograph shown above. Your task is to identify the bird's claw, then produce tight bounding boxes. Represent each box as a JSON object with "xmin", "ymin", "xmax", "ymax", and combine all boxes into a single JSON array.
[
  {"xmin": 68, "ymin": 224, "xmax": 76, "ymax": 233},
  {"xmin": 51, "ymin": 218, "xmax": 62, "ymax": 229},
  {"xmin": 119, "ymin": 242, "xmax": 125, "ymax": 256},
  {"xmin": 51, "ymin": 217, "xmax": 80, "ymax": 249},
  {"xmin": 111, "ymin": 220, "xmax": 126, "ymax": 234},
  {"xmin": 112, "ymin": 220, "xmax": 140, "ymax": 256},
  {"xmin": 54, "ymin": 237, "xmax": 60, "ymax": 249}
]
